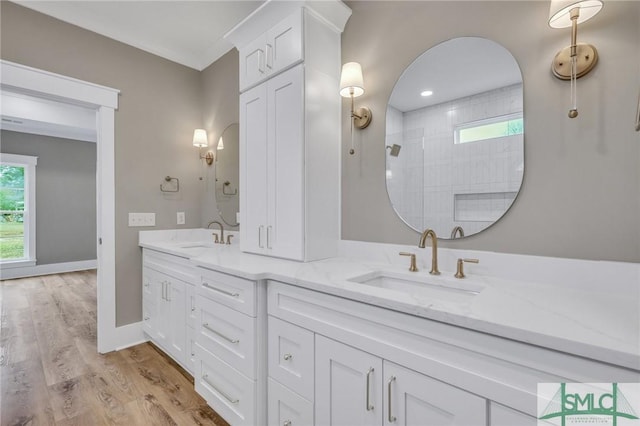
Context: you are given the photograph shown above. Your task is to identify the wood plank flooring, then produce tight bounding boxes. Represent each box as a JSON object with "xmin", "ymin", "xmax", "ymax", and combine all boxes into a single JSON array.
[{"xmin": 1, "ymin": 270, "xmax": 229, "ymax": 426}]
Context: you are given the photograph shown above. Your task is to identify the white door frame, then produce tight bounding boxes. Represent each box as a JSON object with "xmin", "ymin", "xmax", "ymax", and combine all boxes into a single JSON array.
[{"xmin": 1, "ymin": 60, "xmax": 123, "ymax": 353}]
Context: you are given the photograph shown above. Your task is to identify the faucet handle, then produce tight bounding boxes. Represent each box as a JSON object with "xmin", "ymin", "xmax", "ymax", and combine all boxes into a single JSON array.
[
  {"xmin": 455, "ymin": 258, "xmax": 479, "ymax": 279},
  {"xmin": 399, "ymin": 252, "xmax": 418, "ymax": 272},
  {"xmin": 212, "ymin": 232, "xmax": 219, "ymax": 243},
  {"xmin": 226, "ymin": 235, "xmax": 234, "ymax": 245}
]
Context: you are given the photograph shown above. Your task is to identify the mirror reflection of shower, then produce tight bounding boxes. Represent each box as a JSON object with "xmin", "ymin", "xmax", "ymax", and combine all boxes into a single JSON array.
[{"xmin": 386, "ymin": 144, "xmax": 401, "ymax": 157}]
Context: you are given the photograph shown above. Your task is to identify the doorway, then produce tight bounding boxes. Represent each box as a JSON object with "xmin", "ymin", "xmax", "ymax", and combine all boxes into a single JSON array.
[{"xmin": 1, "ymin": 60, "xmax": 120, "ymax": 353}]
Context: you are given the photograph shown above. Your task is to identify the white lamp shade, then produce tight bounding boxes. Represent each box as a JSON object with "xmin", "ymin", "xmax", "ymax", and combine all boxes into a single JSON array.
[
  {"xmin": 217, "ymin": 136, "xmax": 224, "ymax": 150},
  {"xmin": 340, "ymin": 62, "xmax": 365, "ymax": 98},
  {"xmin": 192, "ymin": 128, "xmax": 208, "ymax": 147},
  {"xmin": 548, "ymin": 0, "xmax": 603, "ymax": 28}
]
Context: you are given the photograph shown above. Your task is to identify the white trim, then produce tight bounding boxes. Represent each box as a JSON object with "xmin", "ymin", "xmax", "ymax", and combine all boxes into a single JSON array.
[
  {"xmin": 1, "ymin": 60, "xmax": 120, "ymax": 354},
  {"xmin": 0, "ymin": 259, "xmax": 97, "ymax": 280},
  {"xmin": 0, "ymin": 153, "xmax": 38, "ymax": 165},
  {"xmin": 113, "ymin": 321, "xmax": 146, "ymax": 351},
  {"xmin": 0, "ymin": 153, "xmax": 37, "ymax": 264}
]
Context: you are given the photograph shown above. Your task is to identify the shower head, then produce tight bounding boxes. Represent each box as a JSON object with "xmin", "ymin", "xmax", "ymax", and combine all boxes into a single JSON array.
[{"xmin": 386, "ymin": 144, "xmax": 401, "ymax": 157}]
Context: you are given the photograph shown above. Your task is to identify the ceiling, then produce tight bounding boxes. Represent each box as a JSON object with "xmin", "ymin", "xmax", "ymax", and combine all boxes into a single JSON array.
[{"xmin": 12, "ymin": 1, "xmax": 265, "ymax": 71}]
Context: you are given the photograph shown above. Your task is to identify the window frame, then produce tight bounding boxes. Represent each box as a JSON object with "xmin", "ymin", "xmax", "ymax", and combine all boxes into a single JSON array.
[
  {"xmin": 454, "ymin": 112, "xmax": 523, "ymax": 145},
  {"xmin": 0, "ymin": 153, "xmax": 37, "ymax": 268}
]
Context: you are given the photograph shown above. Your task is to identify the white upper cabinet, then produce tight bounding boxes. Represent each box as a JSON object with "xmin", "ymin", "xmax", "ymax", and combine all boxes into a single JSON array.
[
  {"xmin": 230, "ymin": 2, "xmax": 350, "ymax": 261},
  {"xmin": 239, "ymin": 11, "xmax": 303, "ymax": 91}
]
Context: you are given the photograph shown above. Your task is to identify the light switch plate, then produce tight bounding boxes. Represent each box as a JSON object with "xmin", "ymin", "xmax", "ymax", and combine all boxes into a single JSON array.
[
  {"xmin": 128, "ymin": 212, "xmax": 155, "ymax": 227},
  {"xmin": 177, "ymin": 211, "xmax": 185, "ymax": 225}
]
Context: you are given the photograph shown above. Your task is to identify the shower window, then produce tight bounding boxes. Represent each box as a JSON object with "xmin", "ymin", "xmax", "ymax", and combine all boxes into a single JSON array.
[
  {"xmin": 0, "ymin": 154, "xmax": 37, "ymax": 266},
  {"xmin": 455, "ymin": 113, "xmax": 523, "ymax": 144}
]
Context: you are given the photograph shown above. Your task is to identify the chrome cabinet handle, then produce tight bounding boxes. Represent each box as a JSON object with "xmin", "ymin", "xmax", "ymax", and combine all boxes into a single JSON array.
[
  {"xmin": 258, "ymin": 49, "xmax": 265, "ymax": 74},
  {"xmin": 283, "ymin": 353, "xmax": 293, "ymax": 361},
  {"xmin": 267, "ymin": 225, "xmax": 272, "ymax": 249},
  {"xmin": 144, "ymin": 316, "xmax": 150, "ymax": 321},
  {"xmin": 161, "ymin": 281, "xmax": 166, "ymax": 301},
  {"xmin": 166, "ymin": 281, "xmax": 171, "ymax": 302},
  {"xmin": 258, "ymin": 226, "xmax": 264, "ymax": 248},
  {"xmin": 202, "ymin": 323, "xmax": 239, "ymax": 344},
  {"xmin": 283, "ymin": 421, "xmax": 291, "ymax": 426},
  {"xmin": 202, "ymin": 374, "xmax": 239, "ymax": 404},
  {"xmin": 266, "ymin": 43, "xmax": 273, "ymax": 69},
  {"xmin": 388, "ymin": 376, "xmax": 396, "ymax": 423},
  {"xmin": 366, "ymin": 367, "xmax": 375, "ymax": 411},
  {"xmin": 202, "ymin": 282, "xmax": 239, "ymax": 298}
]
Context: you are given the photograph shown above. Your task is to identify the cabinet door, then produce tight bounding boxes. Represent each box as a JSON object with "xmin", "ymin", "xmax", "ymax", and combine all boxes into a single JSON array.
[
  {"xmin": 167, "ymin": 278, "xmax": 186, "ymax": 365},
  {"xmin": 266, "ymin": 11, "xmax": 303, "ymax": 76},
  {"xmin": 490, "ymin": 403, "xmax": 536, "ymax": 426},
  {"xmin": 267, "ymin": 65, "xmax": 304, "ymax": 260},
  {"xmin": 239, "ymin": 35, "xmax": 267, "ymax": 91},
  {"xmin": 315, "ymin": 335, "xmax": 383, "ymax": 426},
  {"xmin": 383, "ymin": 361, "xmax": 487, "ymax": 426},
  {"xmin": 240, "ymin": 82, "xmax": 268, "ymax": 255}
]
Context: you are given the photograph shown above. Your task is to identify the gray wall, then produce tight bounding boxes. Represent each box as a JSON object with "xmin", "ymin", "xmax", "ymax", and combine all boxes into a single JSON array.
[
  {"xmin": 1, "ymin": 130, "xmax": 97, "ymax": 264},
  {"xmin": 200, "ymin": 49, "xmax": 240, "ymax": 230},
  {"xmin": 1, "ymin": 2, "xmax": 203, "ymax": 326},
  {"xmin": 341, "ymin": 1, "xmax": 640, "ymax": 263}
]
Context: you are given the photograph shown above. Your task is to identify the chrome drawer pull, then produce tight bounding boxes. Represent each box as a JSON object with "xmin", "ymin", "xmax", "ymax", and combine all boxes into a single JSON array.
[
  {"xmin": 283, "ymin": 353, "xmax": 293, "ymax": 361},
  {"xmin": 202, "ymin": 282, "xmax": 239, "ymax": 298},
  {"xmin": 366, "ymin": 367, "xmax": 374, "ymax": 411},
  {"xmin": 388, "ymin": 376, "xmax": 396, "ymax": 423},
  {"xmin": 283, "ymin": 421, "xmax": 291, "ymax": 426},
  {"xmin": 202, "ymin": 323, "xmax": 239, "ymax": 344},
  {"xmin": 202, "ymin": 374, "xmax": 239, "ymax": 404}
]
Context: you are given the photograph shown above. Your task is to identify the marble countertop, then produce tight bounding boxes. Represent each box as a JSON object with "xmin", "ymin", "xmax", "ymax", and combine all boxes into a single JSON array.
[{"xmin": 139, "ymin": 234, "xmax": 639, "ymax": 371}]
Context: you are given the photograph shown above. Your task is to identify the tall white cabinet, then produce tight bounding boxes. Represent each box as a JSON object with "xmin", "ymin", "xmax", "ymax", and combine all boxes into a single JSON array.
[{"xmin": 228, "ymin": 2, "xmax": 351, "ymax": 262}]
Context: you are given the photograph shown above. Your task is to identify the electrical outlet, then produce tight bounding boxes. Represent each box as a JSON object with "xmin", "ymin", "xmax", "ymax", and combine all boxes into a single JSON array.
[
  {"xmin": 128, "ymin": 213, "xmax": 156, "ymax": 227},
  {"xmin": 177, "ymin": 212, "xmax": 185, "ymax": 225}
]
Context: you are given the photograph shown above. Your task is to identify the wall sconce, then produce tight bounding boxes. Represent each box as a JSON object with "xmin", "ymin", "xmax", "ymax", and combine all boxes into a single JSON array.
[
  {"xmin": 340, "ymin": 62, "xmax": 372, "ymax": 155},
  {"xmin": 193, "ymin": 128, "xmax": 213, "ymax": 165},
  {"xmin": 548, "ymin": 0, "xmax": 603, "ymax": 118}
]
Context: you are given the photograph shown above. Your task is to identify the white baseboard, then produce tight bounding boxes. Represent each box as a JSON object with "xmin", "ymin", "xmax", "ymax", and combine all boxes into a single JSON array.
[{"xmin": 0, "ymin": 259, "xmax": 97, "ymax": 280}]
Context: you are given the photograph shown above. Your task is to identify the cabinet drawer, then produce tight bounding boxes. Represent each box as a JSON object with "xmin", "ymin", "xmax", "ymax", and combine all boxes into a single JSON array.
[
  {"xmin": 143, "ymin": 248, "xmax": 197, "ymax": 284},
  {"xmin": 199, "ymin": 268, "xmax": 256, "ymax": 316},
  {"xmin": 196, "ymin": 296, "xmax": 256, "ymax": 379},
  {"xmin": 268, "ymin": 316, "xmax": 314, "ymax": 401},
  {"xmin": 195, "ymin": 345, "xmax": 256, "ymax": 426},
  {"xmin": 268, "ymin": 378, "xmax": 313, "ymax": 426}
]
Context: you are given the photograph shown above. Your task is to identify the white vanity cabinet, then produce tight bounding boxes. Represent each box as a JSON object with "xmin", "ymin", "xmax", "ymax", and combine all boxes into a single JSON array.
[
  {"xmin": 142, "ymin": 249, "xmax": 196, "ymax": 371},
  {"xmin": 239, "ymin": 10, "xmax": 303, "ymax": 92},
  {"xmin": 267, "ymin": 281, "xmax": 639, "ymax": 426},
  {"xmin": 193, "ymin": 267, "xmax": 266, "ymax": 426},
  {"xmin": 234, "ymin": 4, "xmax": 345, "ymax": 262}
]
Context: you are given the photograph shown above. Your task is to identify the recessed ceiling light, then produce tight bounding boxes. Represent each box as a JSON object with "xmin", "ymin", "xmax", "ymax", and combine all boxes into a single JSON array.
[{"xmin": 421, "ymin": 90, "xmax": 433, "ymax": 97}]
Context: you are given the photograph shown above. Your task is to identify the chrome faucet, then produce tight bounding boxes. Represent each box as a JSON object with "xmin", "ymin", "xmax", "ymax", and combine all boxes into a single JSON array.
[
  {"xmin": 207, "ymin": 220, "xmax": 225, "ymax": 244},
  {"xmin": 418, "ymin": 229, "xmax": 440, "ymax": 275},
  {"xmin": 450, "ymin": 226, "xmax": 465, "ymax": 239}
]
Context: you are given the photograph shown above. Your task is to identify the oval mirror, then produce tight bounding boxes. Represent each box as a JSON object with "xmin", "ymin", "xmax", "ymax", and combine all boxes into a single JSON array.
[
  {"xmin": 385, "ymin": 37, "xmax": 524, "ymax": 239},
  {"xmin": 215, "ymin": 123, "xmax": 239, "ymax": 227}
]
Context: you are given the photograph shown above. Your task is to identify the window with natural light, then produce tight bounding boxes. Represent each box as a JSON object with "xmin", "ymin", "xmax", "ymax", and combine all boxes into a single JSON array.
[
  {"xmin": 0, "ymin": 154, "xmax": 37, "ymax": 266},
  {"xmin": 455, "ymin": 114, "xmax": 523, "ymax": 144}
]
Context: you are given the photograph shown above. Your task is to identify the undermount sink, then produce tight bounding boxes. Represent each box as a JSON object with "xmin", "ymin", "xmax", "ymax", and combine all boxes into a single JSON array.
[
  {"xmin": 178, "ymin": 242, "xmax": 217, "ymax": 249},
  {"xmin": 347, "ymin": 270, "xmax": 484, "ymax": 302}
]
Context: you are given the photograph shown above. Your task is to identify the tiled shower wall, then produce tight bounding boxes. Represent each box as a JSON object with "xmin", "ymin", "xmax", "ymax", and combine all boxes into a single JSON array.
[{"xmin": 385, "ymin": 84, "xmax": 524, "ymax": 237}]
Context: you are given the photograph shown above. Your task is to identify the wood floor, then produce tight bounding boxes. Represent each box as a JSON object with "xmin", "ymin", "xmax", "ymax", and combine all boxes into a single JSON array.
[{"xmin": 0, "ymin": 270, "xmax": 229, "ymax": 426}]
